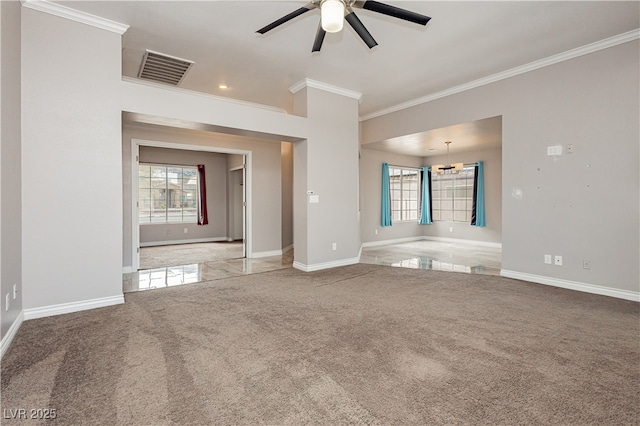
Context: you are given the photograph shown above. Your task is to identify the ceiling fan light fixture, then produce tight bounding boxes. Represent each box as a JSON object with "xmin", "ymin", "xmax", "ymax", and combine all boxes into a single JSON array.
[
  {"xmin": 257, "ymin": 0, "xmax": 430, "ymax": 52},
  {"xmin": 321, "ymin": 0, "xmax": 345, "ymax": 33}
]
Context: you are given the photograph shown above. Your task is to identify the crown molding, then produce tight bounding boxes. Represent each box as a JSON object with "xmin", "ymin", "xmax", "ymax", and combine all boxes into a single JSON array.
[
  {"xmin": 21, "ymin": 0, "xmax": 129, "ymax": 35},
  {"xmin": 360, "ymin": 29, "xmax": 640, "ymax": 121},
  {"xmin": 290, "ymin": 78, "xmax": 362, "ymax": 101}
]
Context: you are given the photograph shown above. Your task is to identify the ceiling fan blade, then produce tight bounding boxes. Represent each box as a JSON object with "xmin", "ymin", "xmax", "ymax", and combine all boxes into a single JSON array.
[
  {"xmin": 359, "ymin": 1, "xmax": 431, "ymax": 26},
  {"xmin": 256, "ymin": 4, "xmax": 315, "ymax": 34},
  {"xmin": 345, "ymin": 11, "xmax": 378, "ymax": 49},
  {"xmin": 312, "ymin": 23, "xmax": 326, "ymax": 52}
]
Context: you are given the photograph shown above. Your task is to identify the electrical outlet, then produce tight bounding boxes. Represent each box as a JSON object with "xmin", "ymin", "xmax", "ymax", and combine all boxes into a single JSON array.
[
  {"xmin": 583, "ymin": 259, "xmax": 591, "ymax": 270},
  {"xmin": 554, "ymin": 255, "xmax": 563, "ymax": 266},
  {"xmin": 449, "ymin": 227, "xmax": 454, "ymax": 233},
  {"xmin": 544, "ymin": 254, "xmax": 552, "ymax": 264},
  {"xmin": 13, "ymin": 284, "xmax": 17, "ymax": 300},
  {"xmin": 332, "ymin": 243, "xmax": 337, "ymax": 251},
  {"xmin": 375, "ymin": 229, "xmax": 378, "ymax": 235},
  {"xmin": 184, "ymin": 228, "xmax": 188, "ymax": 234},
  {"xmin": 5, "ymin": 294, "xmax": 9, "ymax": 312}
]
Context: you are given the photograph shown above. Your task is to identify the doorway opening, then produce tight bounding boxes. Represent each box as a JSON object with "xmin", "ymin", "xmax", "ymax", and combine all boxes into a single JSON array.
[
  {"xmin": 130, "ymin": 139, "xmax": 251, "ymax": 271},
  {"xmin": 228, "ymin": 167, "xmax": 245, "ymax": 252}
]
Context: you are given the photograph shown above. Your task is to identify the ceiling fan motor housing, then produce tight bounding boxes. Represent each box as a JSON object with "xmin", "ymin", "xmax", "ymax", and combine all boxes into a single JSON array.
[{"xmin": 257, "ymin": 0, "xmax": 431, "ymax": 52}]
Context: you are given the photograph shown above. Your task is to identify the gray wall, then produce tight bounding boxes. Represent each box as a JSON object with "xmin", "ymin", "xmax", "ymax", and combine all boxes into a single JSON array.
[
  {"xmin": 362, "ymin": 40, "xmax": 639, "ymax": 294},
  {"xmin": 122, "ymin": 123, "xmax": 285, "ymax": 268},
  {"xmin": 227, "ymin": 154, "xmax": 244, "ymax": 170},
  {"xmin": 138, "ymin": 146, "xmax": 229, "ymax": 246},
  {"xmin": 21, "ymin": 7, "xmax": 123, "ymax": 310},
  {"xmin": 1, "ymin": 0, "xmax": 22, "ymax": 341},
  {"xmin": 292, "ymin": 87, "xmax": 360, "ymax": 268},
  {"xmin": 423, "ymin": 146, "xmax": 502, "ymax": 244},
  {"xmin": 360, "ymin": 148, "xmax": 424, "ymax": 244}
]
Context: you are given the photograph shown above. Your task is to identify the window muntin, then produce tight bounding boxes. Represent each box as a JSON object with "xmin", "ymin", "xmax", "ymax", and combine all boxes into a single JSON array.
[
  {"xmin": 431, "ymin": 166, "xmax": 475, "ymax": 222},
  {"xmin": 139, "ymin": 164, "xmax": 198, "ymax": 224},
  {"xmin": 389, "ymin": 167, "xmax": 420, "ymax": 222}
]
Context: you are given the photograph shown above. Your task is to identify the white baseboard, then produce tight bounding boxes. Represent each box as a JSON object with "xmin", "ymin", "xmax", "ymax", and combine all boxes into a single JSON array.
[
  {"xmin": 500, "ymin": 270, "xmax": 640, "ymax": 302},
  {"xmin": 422, "ymin": 236, "xmax": 502, "ymax": 249},
  {"xmin": 0, "ymin": 311, "xmax": 24, "ymax": 360},
  {"xmin": 23, "ymin": 294, "xmax": 125, "ymax": 320},
  {"xmin": 252, "ymin": 244, "xmax": 293, "ymax": 258},
  {"xmin": 122, "ymin": 266, "xmax": 136, "ymax": 274},
  {"xmin": 250, "ymin": 249, "xmax": 283, "ymax": 258},
  {"xmin": 140, "ymin": 237, "xmax": 230, "ymax": 247},
  {"xmin": 361, "ymin": 236, "xmax": 425, "ymax": 248},
  {"xmin": 292, "ymin": 261, "xmax": 306, "ymax": 271},
  {"xmin": 293, "ymin": 256, "xmax": 360, "ymax": 272}
]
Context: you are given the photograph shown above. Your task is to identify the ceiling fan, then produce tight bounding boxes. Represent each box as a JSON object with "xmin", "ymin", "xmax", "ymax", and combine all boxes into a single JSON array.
[{"xmin": 256, "ymin": 0, "xmax": 431, "ymax": 52}]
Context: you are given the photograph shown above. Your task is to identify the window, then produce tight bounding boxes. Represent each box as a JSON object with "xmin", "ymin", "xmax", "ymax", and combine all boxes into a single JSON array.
[
  {"xmin": 389, "ymin": 167, "xmax": 420, "ymax": 222},
  {"xmin": 139, "ymin": 164, "xmax": 198, "ymax": 224},
  {"xmin": 431, "ymin": 166, "xmax": 475, "ymax": 222}
]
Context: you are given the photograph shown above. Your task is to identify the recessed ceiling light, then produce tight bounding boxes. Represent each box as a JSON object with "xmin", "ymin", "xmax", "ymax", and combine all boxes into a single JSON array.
[{"xmin": 219, "ymin": 84, "xmax": 228, "ymax": 89}]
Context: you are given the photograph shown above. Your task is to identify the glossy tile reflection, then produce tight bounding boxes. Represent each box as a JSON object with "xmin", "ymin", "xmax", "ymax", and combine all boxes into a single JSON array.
[
  {"xmin": 140, "ymin": 242, "xmax": 244, "ymax": 270},
  {"xmin": 124, "ymin": 241, "xmax": 501, "ymax": 293},
  {"xmin": 361, "ymin": 240, "xmax": 501, "ymax": 276},
  {"xmin": 136, "ymin": 264, "xmax": 202, "ymax": 290},
  {"xmin": 123, "ymin": 251, "xmax": 295, "ymax": 293}
]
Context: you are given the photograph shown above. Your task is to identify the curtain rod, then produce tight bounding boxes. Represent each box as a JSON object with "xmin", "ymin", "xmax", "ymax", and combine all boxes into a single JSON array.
[
  {"xmin": 428, "ymin": 162, "xmax": 477, "ymax": 167},
  {"xmin": 385, "ymin": 163, "xmax": 420, "ymax": 169},
  {"xmin": 386, "ymin": 162, "xmax": 477, "ymax": 169},
  {"xmin": 139, "ymin": 161, "xmax": 199, "ymax": 168}
]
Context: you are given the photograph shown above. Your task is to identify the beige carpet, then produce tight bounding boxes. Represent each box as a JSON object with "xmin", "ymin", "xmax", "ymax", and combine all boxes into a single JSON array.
[
  {"xmin": 140, "ymin": 241, "xmax": 243, "ymax": 269},
  {"xmin": 2, "ymin": 264, "xmax": 639, "ymax": 425}
]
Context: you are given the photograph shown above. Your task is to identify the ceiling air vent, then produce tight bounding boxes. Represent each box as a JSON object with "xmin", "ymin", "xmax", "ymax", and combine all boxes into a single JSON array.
[{"xmin": 138, "ymin": 50, "xmax": 194, "ymax": 86}]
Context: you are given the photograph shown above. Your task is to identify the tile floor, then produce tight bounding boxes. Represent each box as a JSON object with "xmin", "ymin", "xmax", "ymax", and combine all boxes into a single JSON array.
[
  {"xmin": 360, "ymin": 240, "xmax": 502, "ymax": 276},
  {"xmin": 140, "ymin": 241, "xmax": 244, "ymax": 270},
  {"xmin": 123, "ymin": 240, "xmax": 501, "ymax": 293},
  {"xmin": 123, "ymin": 250, "xmax": 294, "ymax": 293}
]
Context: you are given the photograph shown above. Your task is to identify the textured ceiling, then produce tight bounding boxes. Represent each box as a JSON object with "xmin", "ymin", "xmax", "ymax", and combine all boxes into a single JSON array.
[{"xmin": 365, "ymin": 116, "xmax": 502, "ymax": 157}]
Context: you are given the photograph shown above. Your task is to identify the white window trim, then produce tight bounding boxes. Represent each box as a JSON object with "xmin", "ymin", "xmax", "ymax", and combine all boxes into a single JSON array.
[
  {"xmin": 138, "ymin": 162, "xmax": 199, "ymax": 225},
  {"xmin": 431, "ymin": 165, "xmax": 475, "ymax": 223},
  {"xmin": 389, "ymin": 166, "xmax": 421, "ymax": 223}
]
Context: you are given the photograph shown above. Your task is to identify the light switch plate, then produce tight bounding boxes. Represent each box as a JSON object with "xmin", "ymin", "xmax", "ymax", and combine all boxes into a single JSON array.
[{"xmin": 547, "ymin": 145, "xmax": 562, "ymax": 156}]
